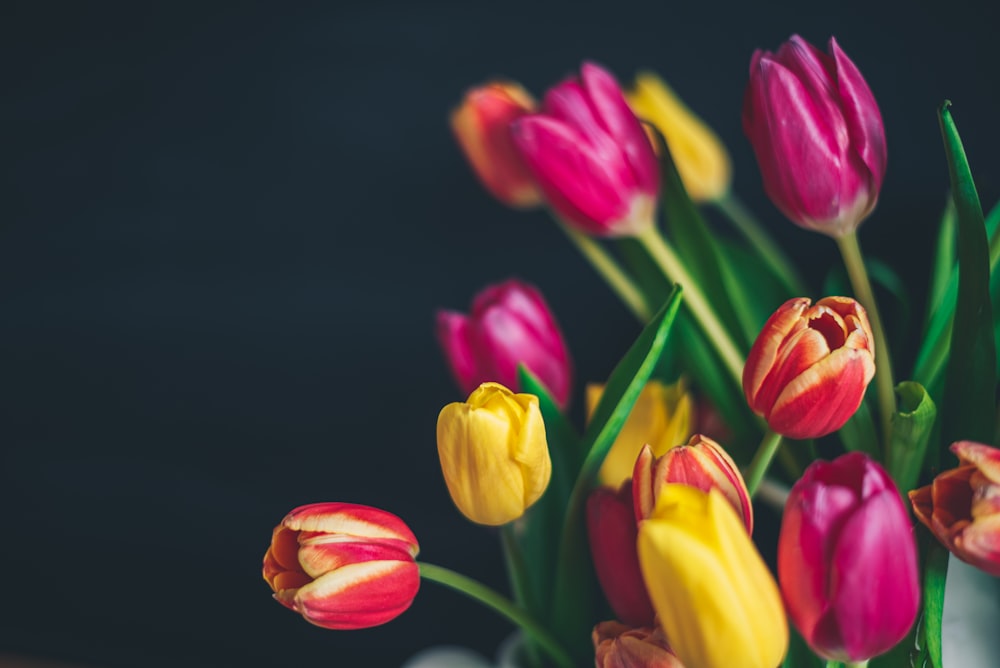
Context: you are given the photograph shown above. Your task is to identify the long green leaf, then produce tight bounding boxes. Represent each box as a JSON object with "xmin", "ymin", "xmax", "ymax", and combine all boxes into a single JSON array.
[
  {"xmin": 886, "ymin": 381, "xmax": 936, "ymax": 495},
  {"xmin": 927, "ymin": 198, "xmax": 957, "ymax": 320},
  {"xmin": 922, "ymin": 543, "xmax": 949, "ymax": 668}
]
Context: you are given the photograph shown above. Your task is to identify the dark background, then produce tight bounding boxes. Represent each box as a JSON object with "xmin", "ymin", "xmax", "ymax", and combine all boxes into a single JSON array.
[{"xmin": 4, "ymin": 1, "xmax": 999, "ymax": 666}]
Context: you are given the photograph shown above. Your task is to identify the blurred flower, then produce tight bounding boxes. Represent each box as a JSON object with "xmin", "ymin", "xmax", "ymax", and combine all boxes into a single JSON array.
[
  {"xmin": 626, "ymin": 72, "xmax": 731, "ymax": 202},
  {"xmin": 586, "ymin": 482, "xmax": 655, "ymax": 627},
  {"xmin": 587, "ymin": 378, "xmax": 692, "ymax": 488},
  {"xmin": 637, "ymin": 485, "xmax": 788, "ymax": 668},
  {"xmin": 451, "ymin": 81, "xmax": 544, "ymax": 209},
  {"xmin": 262, "ymin": 502, "xmax": 420, "ymax": 630},
  {"xmin": 742, "ymin": 35, "xmax": 886, "ymax": 238},
  {"xmin": 743, "ymin": 296, "xmax": 875, "ymax": 439},
  {"xmin": 910, "ymin": 441, "xmax": 1000, "ymax": 577},
  {"xmin": 437, "ymin": 278, "xmax": 573, "ymax": 408},
  {"xmin": 511, "ymin": 61, "xmax": 660, "ymax": 237},
  {"xmin": 780, "ymin": 452, "xmax": 919, "ymax": 661},
  {"xmin": 632, "ymin": 436, "xmax": 753, "ymax": 533},
  {"xmin": 437, "ymin": 382, "xmax": 551, "ymax": 526},
  {"xmin": 593, "ymin": 620, "xmax": 686, "ymax": 668}
]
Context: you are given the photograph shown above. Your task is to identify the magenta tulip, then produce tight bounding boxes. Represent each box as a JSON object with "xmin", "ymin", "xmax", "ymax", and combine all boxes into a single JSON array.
[
  {"xmin": 779, "ymin": 452, "xmax": 919, "ymax": 662},
  {"xmin": 743, "ymin": 35, "xmax": 886, "ymax": 238}
]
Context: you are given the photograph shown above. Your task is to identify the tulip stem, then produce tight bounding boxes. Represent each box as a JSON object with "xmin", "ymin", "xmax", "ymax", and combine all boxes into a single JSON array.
[
  {"xmin": 558, "ymin": 221, "xmax": 653, "ymax": 323},
  {"xmin": 417, "ymin": 562, "xmax": 575, "ymax": 668},
  {"xmin": 745, "ymin": 428, "xmax": 783, "ymax": 497},
  {"xmin": 836, "ymin": 232, "xmax": 896, "ymax": 451},
  {"xmin": 635, "ymin": 226, "xmax": 745, "ymax": 388}
]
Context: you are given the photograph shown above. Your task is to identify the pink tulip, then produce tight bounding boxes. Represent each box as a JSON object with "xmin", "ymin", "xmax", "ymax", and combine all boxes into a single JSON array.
[
  {"xmin": 743, "ymin": 35, "xmax": 886, "ymax": 238},
  {"xmin": 779, "ymin": 452, "xmax": 919, "ymax": 662},
  {"xmin": 511, "ymin": 62, "xmax": 660, "ymax": 237},
  {"xmin": 436, "ymin": 278, "xmax": 573, "ymax": 407}
]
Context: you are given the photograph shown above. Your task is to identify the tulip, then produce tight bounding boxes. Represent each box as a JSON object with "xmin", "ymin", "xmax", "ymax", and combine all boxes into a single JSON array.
[
  {"xmin": 637, "ymin": 485, "xmax": 788, "ymax": 668},
  {"xmin": 587, "ymin": 379, "xmax": 692, "ymax": 488},
  {"xmin": 437, "ymin": 279, "xmax": 573, "ymax": 408},
  {"xmin": 593, "ymin": 620, "xmax": 686, "ymax": 668},
  {"xmin": 632, "ymin": 436, "xmax": 753, "ymax": 534},
  {"xmin": 779, "ymin": 452, "xmax": 919, "ymax": 662},
  {"xmin": 743, "ymin": 35, "xmax": 886, "ymax": 238},
  {"xmin": 262, "ymin": 502, "xmax": 420, "ymax": 630},
  {"xmin": 586, "ymin": 483, "xmax": 655, "ymax": 627},
  {"xmin": 511, "ymin": 61, "xmax": 660, "ymax": 238},
  {"xmin": 743, "ymin": 296, "xmax": 875, "ymax": 439},
  {"xmin": 626, "ymin": 72, "xmax": 731, "ymax": 203},
  {"xmin": 910, "ymin": 441, "xmax": 1000, "ymax": 577},
  {"xmin": 450, "ymin": 81, "xmax": 544, "ymax": 209},
  {"xmin": 437, "ymin": 382, "xmax": 551, "ymax": 526}
]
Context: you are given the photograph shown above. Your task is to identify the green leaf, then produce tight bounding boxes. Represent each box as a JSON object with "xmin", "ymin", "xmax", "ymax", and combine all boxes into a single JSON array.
[
  {"xmin": 782, "ymin": 626, "xmax": 823, "ymax": 668},
  {"xmin": 938, "ymin": 101, "xmax": 995, "ymax": 447},
  {"xmin": 927, "ymin": 198, "xmax": 957, "ymax": 320},
  {"xmin": 837, "ymin": 392, "xmax": 880, "ymax": 460},
  {"xmin": 921, "ymin": 543, "xmax": 949, "ymax": 668},
  {"xmin": 885, "ymin": 381, "xmax": 936, "ymax": 495}
]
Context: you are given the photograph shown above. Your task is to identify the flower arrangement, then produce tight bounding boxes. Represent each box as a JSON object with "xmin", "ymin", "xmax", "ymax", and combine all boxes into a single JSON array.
[{"xmin": 261, "ymin": 33, "xmax": 1000, "ymax": 668}]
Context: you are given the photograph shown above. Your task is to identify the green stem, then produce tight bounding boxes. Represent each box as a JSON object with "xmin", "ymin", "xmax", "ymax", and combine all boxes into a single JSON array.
[
  {"xmin": 418, "ymin": 562, "xmax": 574, "ymax": 668},
  {"xmin": 836, "ymin": 232, "xmax": 896, "ymax": 452},
  {"xmin": 844, "ymin": 662, "xmax": 870, "ymax": 668},
  {"xmin": 635, "ymin": 225, "xmax": 745, "ymax": 388},
  {"xmin": 745, "ymin": 428, "xmax": 783, "ymax": 497},
  {"xmin": 714, "ymin": 193, "xmax": 808, "ymax": 296},
  {"xmin": 558, "ymin": 222, "xmax": 652, "ymax": 323}
]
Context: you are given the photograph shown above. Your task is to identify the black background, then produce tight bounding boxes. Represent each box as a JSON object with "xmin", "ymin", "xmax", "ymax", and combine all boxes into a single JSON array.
[{"xmin": 4, "ymin": 1, "xmax": 1000, "ymax": 666}]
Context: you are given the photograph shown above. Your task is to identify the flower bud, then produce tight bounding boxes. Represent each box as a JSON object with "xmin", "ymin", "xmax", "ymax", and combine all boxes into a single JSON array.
[
  {"xmin": 780, "ymin": 452, "xmax": 919, "ymax": 662},
  {"xmin": 626, "ymin": 72, "xmax": 731, "ymax": 203},
  {"xmin": 743, "ymin": 296, "xmax": 875, "ymax": 439},
  {"xmin": 910, "ymin": 441, "xmax": 1000, "ymax": 576},
  {"xmin": 632, "ymin": 436, "xmax": 753, "ymax": 534},
  {"xmin": 437, "ymin": 382, "xmax": 551, "ymax": 526},
  {"xmin": 587, "ymin": 379, "xmax": 692, "ymax": 488},
  {"xmin": 262, "ymin": 502, "xmax": 420, "ymax": 630},
  {"xmin": 586, "ymin": 483, "xmax": 655, "ymax": 627},
  {"xmin": 437, "ymin": 279, "xmax": 573, "ymax": 408},
  {"xmin": 450, "ymin": 81, "xmax": 543, "ymax": 209},
  {"xmin": 593, "ymin": 621, "xmax": 686, "ymax": 668},
  {"xmin": 742, "ymin": 35, "xmax": 886, "ymax": 238},
  {"xmin": 638, "ymin": 485, "xmax": 788, "ymax": 668},
  {"xmin": 511, "ymin": 61, "xmax": 660, "ymax": 238}
]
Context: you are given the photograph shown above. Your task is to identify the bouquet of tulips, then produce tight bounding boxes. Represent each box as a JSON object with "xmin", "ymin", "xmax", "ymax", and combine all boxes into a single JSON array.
[{"xmin": 261, "ymin": 33, "xmax": 1000, "ymax": 668}]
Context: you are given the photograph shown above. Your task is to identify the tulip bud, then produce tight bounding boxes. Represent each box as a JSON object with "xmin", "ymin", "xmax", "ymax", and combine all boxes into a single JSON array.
[
  {"xmin": 743, "ymin": 296, "xmax": 875, "ymax": 439},
  {"xmin": 586, "ymin": 483, "xmax": 656, "ymax": 627},
  {"xmin": 910, "ymin": 441, "xmax": 1000, "ymax": 576},
  {"xmin": 632, "ymin": 436, "xmax": 753, "ymax": 534},
  {"xmin": 262, "ymin": 502, "xmax": 420, "ymax": 630},
  {"xmin": 780, "ymin": 452, "xmax": 919, "ymax": 661},
  {"xmin": 450, "ymin": 81, "xmax": 544, "ymax": 209},
  {"xmin": 587, "ymin": 379, "xmax": 692, "ymax": 488},
  {"xmin": 638, "ymin": 485, "xmax": 788, "ymax": 668},
  {"xmin": 511, "ymin": 61, "xmax": 660, "ymax": 238},
  {"xmin": 626, "ymin": 72, "xmax": 731, "ymax": 203},
  {"xmin": 437, "ymin": 382, "xmax": 551, "ymax": 526},
  {"xmin": 742, "ymin": 35, "xmax": 886, "ymax": 238},
  {"xmin": 437, "ymin": 279, "xmax": 573, "ymax": 408},
  {"xmin": 593, "ymin": 620, "xmax": 686, "ymax": 668}
]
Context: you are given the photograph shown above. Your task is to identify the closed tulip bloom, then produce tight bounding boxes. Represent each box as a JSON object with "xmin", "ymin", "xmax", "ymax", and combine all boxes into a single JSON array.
[
  {"xmin": 437, "ymin": 279, "xmax": 573, "ymax": 408},
  {"xmin": 743, "ymin": 35, "xmax": 886, "ymax": 238},
  {"xmin": 587, "ymin": 379, "xmax": 692, "ymax": 488},
  {"xmin": 593, "ymin": 621, "xmax": 686, "ymax": 668},
  {"xmin": 511, "ymin": 61, "xmax": 660, "ymax": 237},
  {"xmin": 451, "ymin": 81, "xmax": 543, "ymax": 209},
  {"xmin": 910, "ymin": 441, "xmax": 1000, "ymax": 576},
  {"xmin": 638, "ymin": 485, "xmax": 788, "ymax": 668},
  {"xmin": 262, "ymin": 502, "xmax": 420, "ymax": 630},
  {"xmin": 627, "ymin": 72, "xmax": 731, "ymax": 202},
  {"xmin": 632, "ymin": 436, "xmax": 753, "ymax": 534},
  {"xmin": 437, "ymin": 382, "xmax": 551, "ymax": 526},
  {"xmin": 780, "ymin": 452, "xmax": 919, "ymax": 661},
  {"xmin": 743, "ymin": 296, "xmax": 875, "ymax": 439}
]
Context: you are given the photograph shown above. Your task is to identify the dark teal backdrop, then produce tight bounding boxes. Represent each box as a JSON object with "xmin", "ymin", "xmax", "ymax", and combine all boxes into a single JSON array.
[{"xmin": 4, "ymin": 1, "xmax": 999, "ymax": 666}]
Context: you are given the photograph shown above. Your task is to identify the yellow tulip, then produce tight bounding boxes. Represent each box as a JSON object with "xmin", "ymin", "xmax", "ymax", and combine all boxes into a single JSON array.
[
  {"xmin": 627, "ymin": 73, "xmax": 731, "ymax": 202},
  {"xmin": 436, "ymin": 382, "xmax": 551, "ymax": 526},
  {"xmin": 637, "ymin": 485, "xmax": 788, "ymax": 668},
  {"xmin": 587, "ymin": 379, "xmax": 692, "ymax": 488}
]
